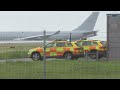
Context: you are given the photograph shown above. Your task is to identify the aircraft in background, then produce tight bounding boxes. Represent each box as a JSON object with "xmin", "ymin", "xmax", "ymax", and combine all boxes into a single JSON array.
[{"xmin": 0, "ymin": 12, "xmax": 99, "ymax": 42}]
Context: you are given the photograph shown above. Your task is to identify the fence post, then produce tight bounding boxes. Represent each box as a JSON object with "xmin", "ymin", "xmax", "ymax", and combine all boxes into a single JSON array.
[
  {"xmin": 43, "ymin": 30, "xmax": 46, "ymax": 79},
  {"xmin": 84, "ymin": 52, "xmax": 86, "ymax": 59},
  {"xmin": 86, "ymin": 52, "xmax": 88, "ymax": 60},
  {"xmin": 96, "ymin": 51, "xmax": 99, "ymax": 61}
]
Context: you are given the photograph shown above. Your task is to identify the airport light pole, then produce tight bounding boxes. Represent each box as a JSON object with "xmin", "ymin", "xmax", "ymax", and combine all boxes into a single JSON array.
[{"xmin": 43, "ymin": 30, "xmax": 46, "ymax": 79}]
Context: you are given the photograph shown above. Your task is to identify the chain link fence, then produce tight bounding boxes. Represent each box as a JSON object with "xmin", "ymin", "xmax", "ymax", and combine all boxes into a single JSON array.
[
  {"xmin": 0, "ymin": 42, "xmax": 110, "ymax": 79},
  {"xmin": 0, "ymin": 31, "xmax": 120, "ymax": 79}
]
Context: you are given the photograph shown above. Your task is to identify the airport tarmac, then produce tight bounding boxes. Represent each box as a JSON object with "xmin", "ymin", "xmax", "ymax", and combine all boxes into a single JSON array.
[
  {"xmin": 0, "ymin": 41, "xmax": 43, "ymax": 44},
  {"xmin": 0, "ymin": 58, "xmax": 59, "ymax": 63},
  {"xmin": 0, "ymin": 58, "xmax": 32, "ymax": 63}
]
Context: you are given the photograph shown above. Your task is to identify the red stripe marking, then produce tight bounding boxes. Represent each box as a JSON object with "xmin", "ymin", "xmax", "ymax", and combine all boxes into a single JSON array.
[
  {"xmin": 37, "ymin": 49, "xmax": 43, "ymax": 52},
  {"xmin": 50, "ymin": 48, "xmax": 56, "ymax": 52},
  {"xmin": 84, "ymin": 50, "xmax": 89, "ymax": 52},
  {"xmin": 89, "ymin": 46, "xmax": 96, "ymax": 49},
  {"xmin": 64, "ymin": 48, "xmax": 70, "ymax": 51},
  {"xmin": 57, "ymin": 52, "xmax": 63, "ymax": 56},
  {"xmin": 46, "ymin": 52, "xmax": 50, "ymax": 56}
]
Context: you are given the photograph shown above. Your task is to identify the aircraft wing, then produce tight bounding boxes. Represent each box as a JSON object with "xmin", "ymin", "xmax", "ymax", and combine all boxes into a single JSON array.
[
  {"xmin": 14, "ymin": 30, "xmax": 60, "ymax": 40},
  {"xmin": 81, "ymin": 31, "xmax": 98, "ymax": 39}
]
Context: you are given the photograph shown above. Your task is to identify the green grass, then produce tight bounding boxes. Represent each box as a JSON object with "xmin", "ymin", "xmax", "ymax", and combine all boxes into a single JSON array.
[
  {"xmin": 0, "ymin": 43, "xmax": 43, "ymax": 60},
  {"xmin": 0, "ymin": 60, "xmax": 120, "ymax": 79}
]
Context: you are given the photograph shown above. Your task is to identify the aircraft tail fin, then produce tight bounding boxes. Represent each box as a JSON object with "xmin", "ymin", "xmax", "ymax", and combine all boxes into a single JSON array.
[{"xmin": 73, "ymin": 12, "xmax": 99, "ymax": 32}]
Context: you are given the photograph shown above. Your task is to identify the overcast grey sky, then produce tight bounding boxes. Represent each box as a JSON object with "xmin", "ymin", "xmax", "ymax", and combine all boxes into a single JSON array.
[{"xmin": 0, "ymin": 11, "xmax": 119, "ymax": 40}]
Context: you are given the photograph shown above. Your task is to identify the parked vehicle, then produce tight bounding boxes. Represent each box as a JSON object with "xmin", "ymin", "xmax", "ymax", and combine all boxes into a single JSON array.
[
  {"xmin": 28, "ymin": 41, "xmax": 83, "ymax": 61},
  {"xmin": 75, "ymin": 40, "xmax": 107, "ymax": 59}
]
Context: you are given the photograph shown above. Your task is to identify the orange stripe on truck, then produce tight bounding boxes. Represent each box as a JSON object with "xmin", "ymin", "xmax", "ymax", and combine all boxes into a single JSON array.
[
  {"xmin": 37, "ymin": 49, "xmax": 43, "ymax": 52},
  {"xmin": 57, "ymin": 52, "xmax": 63, "ymax": 56},
  {"xmin": 84, "ymin": 50, "xmax": 89, "ymax": 52},
  {"xmin": 89, "ymin": 46, "xmax": 96, "ymax": 49},
  {"xmin": 46, "ymin": 52, "xmax": 50, "ymax": 56},
  {"xmin": 64, "ymin": 48, "xmax": 70, "ymax": 51},
  {"xmin": 50, "ymin": 48, "xmax": 56, "ymax": 52}
]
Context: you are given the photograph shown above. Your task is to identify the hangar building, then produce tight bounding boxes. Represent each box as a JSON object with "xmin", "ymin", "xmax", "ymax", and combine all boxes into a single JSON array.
[{"xmin": 107, "ymin": 14, "xmax": 120, "ymax": 60}]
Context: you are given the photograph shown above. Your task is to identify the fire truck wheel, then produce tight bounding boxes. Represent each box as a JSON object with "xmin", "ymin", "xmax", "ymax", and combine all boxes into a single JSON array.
[
  {"xmin": 31, "ymin": 52, "xmax": 41, "ymax": 61},
  {"xmin": 64, "ymin": 52, "xmax": 73, "ymax": 60},
  {"xmin": 89, "ymin": 51, "xmax": 103, "ymax": 59},
  {"xmin": 89, "ymin": 50, "xmax": 97, "ymax": 59}
]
